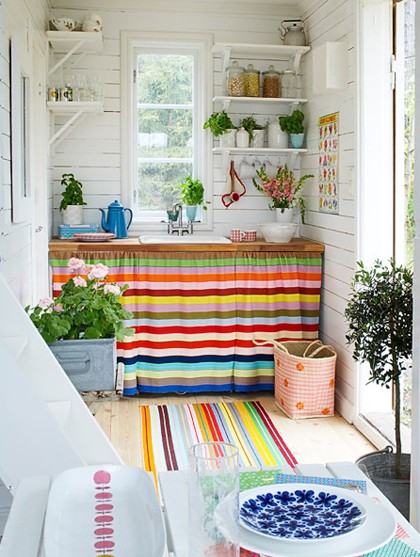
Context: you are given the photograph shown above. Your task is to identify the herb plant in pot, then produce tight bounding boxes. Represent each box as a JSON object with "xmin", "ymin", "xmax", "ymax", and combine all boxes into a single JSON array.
[
  {"xmin": 203, "ymin": 111, "xmax": 236, "ymax": 148},
  {"xmin": 26, "ymin": 257, "xmax": 134, "ymax": 391},
  {"xmin": 240, "ymin": 116, "xmax": 267, "ymax": 148},
  {"xmin": 279, "ymin": 109, "xmax": 306, "ymax": 148},
  {"xmin": 178, "ymin": 175, "xmax": 210, "ymax": 222},
  {"xmin": 59, "ymin": 173, "xmax": 87, "ymax": 225},
  {"xmin": 345, "ymin": 259, "xmax": 413, "ymax": 519}
]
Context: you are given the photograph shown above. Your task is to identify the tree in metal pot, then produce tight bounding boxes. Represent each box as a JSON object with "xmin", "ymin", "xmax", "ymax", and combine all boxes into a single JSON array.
[{"xmin": 344, "ymin": 259, "xmax": 413, "ymax": 467}]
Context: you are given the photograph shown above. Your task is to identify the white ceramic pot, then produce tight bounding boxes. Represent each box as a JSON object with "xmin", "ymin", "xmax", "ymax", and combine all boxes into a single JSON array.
[
  {"xmin": 62, "ymin": 205, "xmax": 83, "ymax": 225},
  {"xmin": 275, "ymin": 208, "xmax": 294, "ymax": 223},
  {"xmin": 219, "ymin": 129, "xmax": 237, "ymax": 148},
  {"xmin": 236, "ymin": 128, "xmax": 250, "ymax": 148},
  {"xmin": 268, "ymin": 123, "xmax": 289, "ymax": 149},
  {"xmin": 250, "ymin": 129, "xmax": 265, "ymax": 148}
]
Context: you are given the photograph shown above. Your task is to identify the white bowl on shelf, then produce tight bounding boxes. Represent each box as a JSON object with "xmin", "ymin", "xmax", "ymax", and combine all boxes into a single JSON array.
[{"xmin": 259, "ymin": 222, "xmax": 298, "ymax": 243}]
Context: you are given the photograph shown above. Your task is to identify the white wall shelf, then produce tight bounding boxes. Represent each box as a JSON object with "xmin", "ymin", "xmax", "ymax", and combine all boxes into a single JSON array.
[
  {"xmin": 212, "ymin": 42, "xmax": 310, "ymax": 75},
  {"xmin": 213, "ymin": 95, "xmax": 308, "ymax": 111},
  {"xmin": 47, "ymin": 31, "xmax": 103, "ymax": 75},
  {"xmin": 46, "ymin": 31, "xmax": 104, "ymax": 147},
  {"xmin": 47, "ymin": 102, "xmax": 103, "ymax": 147}
]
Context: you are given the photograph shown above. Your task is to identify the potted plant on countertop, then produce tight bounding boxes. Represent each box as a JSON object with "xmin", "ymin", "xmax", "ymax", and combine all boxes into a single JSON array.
[
  {"xmin": 203, "ymin": 110, "xmax": 237, "ymax": 147},
  {"xmin": 240, "ymin": 115, "xmax": 267, "ymax": 148},
  {"xmin": 279, "ymin": 109, "xmax": 306, "ymax": 148},
  {"xmin": 178, "ymin": 175, "xmax": 210, "ymax": 222},
  {"xmin": 344, "ymin": 259, "xmax": 413, "ymax": 519},
  {"xmin": 253, "ymin": 164, "xmax": 313, "ymax": 223},
  {"xmin": 59, "ymin": 173, "xmax": 87, "ymax": 225},
  {"xmin": 26, "ymin": 257, "xmax": 134, "ymax": 391}
]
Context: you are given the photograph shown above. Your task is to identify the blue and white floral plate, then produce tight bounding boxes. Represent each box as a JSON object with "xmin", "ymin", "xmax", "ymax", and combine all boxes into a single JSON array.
[
  {"xmin": 215, "ymin": 483, "xmax": 397, "ymax": 557},
  {"xmin": 239, "ymin": 484, "xmax": 366, "ymax": 541}
]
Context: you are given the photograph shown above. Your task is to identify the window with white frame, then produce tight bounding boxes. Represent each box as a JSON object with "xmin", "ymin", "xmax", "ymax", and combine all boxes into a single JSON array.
[{"xmin": 121, "ymin": 33, "xmax": 211, "ymax": 225}]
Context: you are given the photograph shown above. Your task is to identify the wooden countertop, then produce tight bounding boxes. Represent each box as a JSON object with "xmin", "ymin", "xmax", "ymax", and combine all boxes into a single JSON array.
[{"xmin": 49, "ymin": 237, "xmax": 325, "ymax": 253}]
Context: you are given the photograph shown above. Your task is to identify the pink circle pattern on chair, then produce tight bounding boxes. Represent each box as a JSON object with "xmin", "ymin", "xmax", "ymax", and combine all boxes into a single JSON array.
[{"xmin": 93, "ymin": 470, "xmax": 115, "ymax": 555}]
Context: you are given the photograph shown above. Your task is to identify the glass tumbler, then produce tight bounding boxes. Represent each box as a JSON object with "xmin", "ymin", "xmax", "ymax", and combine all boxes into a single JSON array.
[{"xmin": 188, "ymin": 442, "xmax": 240, "ymax": 557}]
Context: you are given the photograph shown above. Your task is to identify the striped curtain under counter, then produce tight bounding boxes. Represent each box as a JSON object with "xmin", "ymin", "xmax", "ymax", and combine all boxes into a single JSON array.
[{"xmin": 49, "ymin": 249, "xmax": 322, "ymax": 395}]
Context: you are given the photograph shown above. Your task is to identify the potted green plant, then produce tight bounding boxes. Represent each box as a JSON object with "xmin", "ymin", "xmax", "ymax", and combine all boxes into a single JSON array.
[
  {"xmin": 178, "ymin": 175, "xmax": 210, "ymax": 221},
  {"xmin": 26, "ymin": 257, "xmax": 134, "ymax": 390},
  {"xmin": 203, "ymin": 111, "xmax": 236, "ymax": 147},
  {"xmin": 279, "ymin": 109, "xmax": 306, "ymax": 148},
  {"xmin": 240, "ymin": 116, "xmax": 267, "ymax": 147},
  {"xmin": 253, "ymin": 164, "xmax": 313, "ymax": 223},
  {"xmin": 59, "ymin": 173, "xmax": 87, "ymax": 225},
  {"xmin": 344, "ymin": 259, "xmax": 413, "ymax": 519}
]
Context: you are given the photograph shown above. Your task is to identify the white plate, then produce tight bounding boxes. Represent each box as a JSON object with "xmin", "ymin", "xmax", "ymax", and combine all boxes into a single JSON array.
[
  {"xmin": 44, "ymin": 465, "xmax": 166, "ymax": 557},
  {"xmin": 215, "ymin": 483, "xmax": 396, "ymax": 557}
]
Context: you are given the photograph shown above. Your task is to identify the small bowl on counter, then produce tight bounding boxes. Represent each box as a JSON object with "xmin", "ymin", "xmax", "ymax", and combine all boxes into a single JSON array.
[{"xmin": 259, "ymin": 222, "xmax": 298, "ymax": 243}]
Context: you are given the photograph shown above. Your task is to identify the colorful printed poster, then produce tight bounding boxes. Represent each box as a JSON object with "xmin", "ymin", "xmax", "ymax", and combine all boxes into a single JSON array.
[{"xmin": 318, "ymin": 112, "xmax": 339, "ymax": 214}]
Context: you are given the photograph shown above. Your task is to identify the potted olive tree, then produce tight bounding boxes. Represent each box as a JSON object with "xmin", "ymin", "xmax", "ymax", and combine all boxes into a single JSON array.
[
  {"xmin": 279, "ymin": 109, "xmax": 306, "ymax": 148},
  {"xmin": 178, "ymin": 175, "xmax": 210, "ymax": 222},
  {"xmin": 344, "ymin": 259, "xmax": 413, "ymax": 519},
  {"xmin": 203, "ymin": 111, "xmax": 236, "ymax": 147},
  {"xmin": 59, "ymin": 173, "xmax": 87, "ymax": 225}
]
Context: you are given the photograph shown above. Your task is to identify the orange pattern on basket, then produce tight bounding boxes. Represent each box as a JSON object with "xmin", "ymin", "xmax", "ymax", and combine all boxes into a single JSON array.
[
  {"xmin": 322, "ymin": 408, "xmax": 331, "ymax": 415},
  {"xmin": 284, "ymin": 379, "xmax": 289, "ymax": 387},
  {"xmin": 296, "ymin": 402, "xmax": 304, "ymax": 410},
  {"xmin": 296, "ymin": 363, "xmax": 305, "ymax": 371}
]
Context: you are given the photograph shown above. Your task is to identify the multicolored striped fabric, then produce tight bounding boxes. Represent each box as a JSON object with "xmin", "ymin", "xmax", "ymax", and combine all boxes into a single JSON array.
[
  {"xmin": 140, "ymin": 400, "xmax": 297, "ymax": 474},
  {"xmin": 49, "ymin": 250, "xmax": 322, "ymax": 395}
]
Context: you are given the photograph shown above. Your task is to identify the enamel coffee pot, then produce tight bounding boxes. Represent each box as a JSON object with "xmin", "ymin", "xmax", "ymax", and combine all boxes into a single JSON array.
[
  {"xmin": 279, "ymin": 19, "xmax": 306, "ymax": 46},
  {"xmin": 100, "ymin": 200, "xmax": 133, "ymax": 238}
]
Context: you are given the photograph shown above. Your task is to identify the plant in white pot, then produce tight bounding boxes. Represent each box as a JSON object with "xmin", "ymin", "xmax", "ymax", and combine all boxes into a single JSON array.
[
  {"xmin": 26, "ymin": 258, "xmax": 134, "ymax": 390},
  {"xmin": 59, "ymin": 173, "xmax": 87, "ymax": 225},
  {"xmin": 345, "ymin": 259, "xmax": 413, "ymax": 519},
  {"xmin": 279, "ymin": 109, "xmax": 306, "ymax": 148},
  {"xmin": 252, "ymin": 164, "xmax": 313, "ymax": 224},
  {"xmin": 178, "ymin": 175, "xmax": 210, "ymax": 222},
  {"xmin": 240, "ymin": 115, "xmax": 267, "ymax": 148},
  {"xmin": 203, "ymin": 111, "xmax": 237, "ymax": 147}
]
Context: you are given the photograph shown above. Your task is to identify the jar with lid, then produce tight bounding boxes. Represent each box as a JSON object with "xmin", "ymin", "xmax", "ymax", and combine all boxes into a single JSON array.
[
  {"xmin": 262, "ymin": 65, "xmax": 281, "ymax": 98},
  {"xmin": 281, "ymin": 69, "xmax": 297, "ymax": 98},
  {"xmin": 244, "ymin": 64, "xmax": 260, "ymax": 97},
  {"xmin": 226, "ymin": 60, "xmax": 245, "ymax": 97}
]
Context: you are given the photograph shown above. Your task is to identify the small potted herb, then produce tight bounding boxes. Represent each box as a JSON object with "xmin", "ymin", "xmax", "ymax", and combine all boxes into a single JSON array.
[
  {"xmin": 203, "ymin": 111, "xmax": 237, "ymax": 147},
  {"xmin": 59, "ymin": 173, "xmax": 87, "ymax": 225},
  {"xmin": 178, "ymin": 175, "xmax": 210, "ymax": 222},
  {"xmin": 240, "ymin": 115, "xmax": 267, "ymax": 146},
  {"xmin": 279, "ymin": 109, "xmax": 306, "ymax": 148}
]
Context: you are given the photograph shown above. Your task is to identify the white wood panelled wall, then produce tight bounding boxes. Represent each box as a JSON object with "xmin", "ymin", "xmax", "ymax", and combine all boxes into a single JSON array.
[
  {"xmin": 48, "ymin": 0, "xmax": 360, "ymax": 422},
  {"xmin": 0, "ymin": 0, "xmax": 49, "ymax": 304}
]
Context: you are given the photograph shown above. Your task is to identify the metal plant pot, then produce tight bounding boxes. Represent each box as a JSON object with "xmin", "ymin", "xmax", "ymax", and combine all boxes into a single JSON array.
[
  {"xmin": 356, "ymin": 446, "xmax": 410, "ymax": 519},
  {"xmin": 49, "ymin": 337, "xmax": 117, "ymax": 391}
]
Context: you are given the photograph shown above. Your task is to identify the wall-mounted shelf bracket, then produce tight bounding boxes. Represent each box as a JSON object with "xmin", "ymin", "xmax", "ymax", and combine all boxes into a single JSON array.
[
  {"xmin": 47, "ymin": 101, "xmax": 103, "ymax": 147},
  {"xmin": 213, "ymin": 147, "xmax": 307, "ymax": 175}
]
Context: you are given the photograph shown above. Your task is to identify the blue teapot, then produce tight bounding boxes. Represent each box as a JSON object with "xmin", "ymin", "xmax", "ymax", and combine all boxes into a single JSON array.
[{"xmin": 100, "ymin": 200, "xmax": 133, "ymax": 238}]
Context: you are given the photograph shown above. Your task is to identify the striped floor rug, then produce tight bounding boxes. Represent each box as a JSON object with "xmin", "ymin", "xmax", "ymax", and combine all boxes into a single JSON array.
[{"xmin": 141, "ymin": 400, "xmax": 297, "ymax": 474}]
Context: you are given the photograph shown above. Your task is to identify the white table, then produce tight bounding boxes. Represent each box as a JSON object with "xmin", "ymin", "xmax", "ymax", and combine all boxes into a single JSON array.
[{"xmin": 159, "ymin": 462, "xmax": 420, "ymax": 557}]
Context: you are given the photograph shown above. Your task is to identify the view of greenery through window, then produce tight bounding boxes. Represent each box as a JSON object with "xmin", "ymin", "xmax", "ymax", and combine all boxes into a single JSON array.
[
  {"xmin": 136, "ymin": 53, "xmax": 194, "ymax": 213},
  {"xmin": 402, "ymin": 0, "xmax": 415, "ymax": 428}
]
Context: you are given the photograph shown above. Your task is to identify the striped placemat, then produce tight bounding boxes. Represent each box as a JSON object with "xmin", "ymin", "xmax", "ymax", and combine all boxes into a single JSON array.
[{"xmin": 141, "ymin": 400, "xmax": 297, "ymax": 474}]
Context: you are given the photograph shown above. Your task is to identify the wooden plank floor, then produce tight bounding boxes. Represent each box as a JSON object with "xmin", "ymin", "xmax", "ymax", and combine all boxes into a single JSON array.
[{"xmin": 85, "ymin": 392, "xmax": 375, "ymax": 468}]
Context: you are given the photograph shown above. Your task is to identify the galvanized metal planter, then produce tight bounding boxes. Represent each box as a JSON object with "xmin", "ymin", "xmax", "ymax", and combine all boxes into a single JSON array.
[{"xmin": 49, "ymin": 338, "xmax": 116, "ymax": 391}]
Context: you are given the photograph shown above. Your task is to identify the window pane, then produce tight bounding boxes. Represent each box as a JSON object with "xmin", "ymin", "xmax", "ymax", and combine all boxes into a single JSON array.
[
  {"xmin": 137, "ymin": 161, "xmax": 193, "ymax": 211},
  {"xmin": 138, "ymin": 108, "xmax": 193, "ymax": 158},
  {"xmin": 136, "ymin": 51, "xmax": 194, "ymax": 212},
  {"xmin": 137, "ymin": 54, "xmax": 193, "ymax": 104}
]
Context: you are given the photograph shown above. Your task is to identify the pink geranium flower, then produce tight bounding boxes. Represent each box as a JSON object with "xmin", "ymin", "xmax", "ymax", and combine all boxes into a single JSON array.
[
  {"xmin": 104, "ymin": 284, "xmax": 121, "ymax": 296},
  {"xmin": 68, "ymin": 257, "xmax": 86, "ymax": 273},
  {"xmin": 73, "ymin": 276, "xmax": 87, "ymax": 287},
  {"xmin": 88, "ymin": 263, "xmax": 109, "ymax": 280}
]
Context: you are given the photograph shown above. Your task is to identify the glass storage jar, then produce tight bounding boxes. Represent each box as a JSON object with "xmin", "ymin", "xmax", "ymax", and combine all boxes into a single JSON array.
[
  {"xmin": 226, "ymin": 60, "xmax": 245, "ymax": 97},
  {"xmin": 262, "ymin": 65, "xmax": 281, "ymax": 98},
  {"xmin": 281, "ymin": 69, "xmax": 297, "ymax": 98},
  {"xmin": 244, "ymin": 64, "xmax": 260, "ymax": 97}
]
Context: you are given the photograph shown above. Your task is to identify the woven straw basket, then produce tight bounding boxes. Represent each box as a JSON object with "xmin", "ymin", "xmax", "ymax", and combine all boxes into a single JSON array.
[{"xmin": 254, "ymin": 339, "xmax": 337, "ymax": 419}]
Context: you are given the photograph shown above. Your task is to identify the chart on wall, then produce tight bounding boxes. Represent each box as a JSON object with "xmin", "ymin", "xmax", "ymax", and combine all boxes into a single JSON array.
[{"xmin": 318, "ymin": 112, "xmax": 339, "ymax": 214}]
